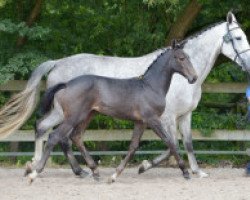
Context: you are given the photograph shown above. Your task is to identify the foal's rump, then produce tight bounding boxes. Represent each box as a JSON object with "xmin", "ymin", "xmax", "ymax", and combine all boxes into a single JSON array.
[{"xmin": 40, "ymin": 83, "xmax": 66, "ymax": 116}]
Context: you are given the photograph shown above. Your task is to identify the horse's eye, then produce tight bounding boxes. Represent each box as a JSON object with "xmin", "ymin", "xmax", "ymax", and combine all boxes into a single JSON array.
[
  {"xmin": 235, "ymin": 36, "xmax": 242, "ymax": 41},
  {"xmin": 179, "ymin": 57, "xmax": 185, "ymax": 61}
]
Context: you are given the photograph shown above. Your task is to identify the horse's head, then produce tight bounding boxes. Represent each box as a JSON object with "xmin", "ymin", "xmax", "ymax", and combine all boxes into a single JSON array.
[
  {"xmin": 221, "ymin": 12, "xmax": 250, "ymax": 72},
  {"xmin": 170, "ymin": 39, "xmax": 197, "ymax": 84}
]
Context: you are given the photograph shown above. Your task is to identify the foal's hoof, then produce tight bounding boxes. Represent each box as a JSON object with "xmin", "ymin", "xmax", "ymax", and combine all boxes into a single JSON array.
[
  {"xmin": 138, "ymin": 165, "xmax": 145, "ymax": 174},
  {"xmin": 183, "ymin": 171, "xmax": 190, "ymax": 180},
  {"xmin": 24, "ymin": 161, "xmax": 33, "ymax": 177},
  {"xmin": 92, "ymin": 173, "xmax": 101, "ymax": 182},
  {"xmin": 77, "ymin": 170, "xmax": 90, "ymax": 179}
]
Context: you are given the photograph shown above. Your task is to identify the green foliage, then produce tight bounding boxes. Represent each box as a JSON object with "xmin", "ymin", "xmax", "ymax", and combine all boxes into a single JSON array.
[
  {"xmin": 0, "ymin": 51, "xmax": 48, "ymax": 83},
  {"xmin": 0, "ymin": 19, "xmax": 50, "ymax": 40},
  {"xmin": 0, "ymin": 0, "xmax": 250, "ymax": 166}
]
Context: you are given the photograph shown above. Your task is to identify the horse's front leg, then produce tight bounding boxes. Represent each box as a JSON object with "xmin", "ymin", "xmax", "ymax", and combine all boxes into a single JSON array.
[
  {"xmin": 108, "ymin": 122, "xmax": 144, "ymax": 183},
  {"xmin": 138, "ymin": 116, "xmax": 178, "ymax": 174},
  {"xmin": 147, "ymin": 117, "xmax": 189, "ymax": 179},
  {"xmin": 178, "ymin": 112, "xmax": 208, "ymax": 178}
]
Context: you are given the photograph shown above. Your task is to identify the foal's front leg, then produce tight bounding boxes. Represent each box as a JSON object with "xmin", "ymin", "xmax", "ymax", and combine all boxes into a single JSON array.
[
  {"xmin": 108, "ymin": 122, "xmax": 144, "ymax": 183},
  {"xmin": 147, "ymin": 117, "xmax": 190, "ymax": 179}
]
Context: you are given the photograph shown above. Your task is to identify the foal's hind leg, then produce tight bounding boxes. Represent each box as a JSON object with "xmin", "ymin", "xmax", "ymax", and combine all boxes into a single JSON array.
[
  {"xmin": 147, "ymin": 117, "xmax": 189, "ymax": 179},
  {"xmin": 71, "ymin": 113, "xmax": 99, "ymax": 180},
  {"xmin": 108, "ymin": 122, "xmax": 144, "ymax": 183},
  {"xmin": 25, "ymin": 122, "xmax": 74, "ymax": 183},
  {"xmin": 60, "ymin": 137, "xmax": 89, "ymax": 178}
]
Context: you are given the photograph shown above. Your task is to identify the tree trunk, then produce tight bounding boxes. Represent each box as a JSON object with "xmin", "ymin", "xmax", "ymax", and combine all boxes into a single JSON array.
[
  {"xmin": 165, "ymin": 0, "xmax": 202, "ymax": 45},
  {"xmin": 16, "ymin": 0, "xmax": 43, "ymax": 48}
]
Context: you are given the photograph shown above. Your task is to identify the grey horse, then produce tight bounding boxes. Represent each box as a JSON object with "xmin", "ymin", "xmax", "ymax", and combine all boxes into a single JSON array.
[{"xmin": 25, "ymin": 41, "xmax": 197, "ymax": 183}]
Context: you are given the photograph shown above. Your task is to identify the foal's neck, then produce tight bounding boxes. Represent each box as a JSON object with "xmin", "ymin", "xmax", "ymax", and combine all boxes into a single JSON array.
[{"xmin": 143, "ymin": 52, "xmax": 174, "ymax": 96}]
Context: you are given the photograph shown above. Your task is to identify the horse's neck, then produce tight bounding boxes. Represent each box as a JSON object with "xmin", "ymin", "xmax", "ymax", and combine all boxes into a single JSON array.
[
  {"xmin": 143, "ymin": 53, "xmax": 173, "ymax": 95},
  {"xmin": 183, "ymin": 22, "xmax": 226, "ymax": 84}
]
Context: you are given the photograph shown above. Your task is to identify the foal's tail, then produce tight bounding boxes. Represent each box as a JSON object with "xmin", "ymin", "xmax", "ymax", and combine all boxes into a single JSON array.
[
  {"xmin": 0, "ymin": 60, "xmax": 57, "ymax": 140},
  {"xmin": 40, "ymin": 83, "xmax": 66, "ymax": 116}
]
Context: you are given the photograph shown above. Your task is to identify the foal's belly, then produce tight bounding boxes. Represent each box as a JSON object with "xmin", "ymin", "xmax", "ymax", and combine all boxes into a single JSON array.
[{"xmin": 94, "ymin": 102, "xmax": 142, "ymax": 121}]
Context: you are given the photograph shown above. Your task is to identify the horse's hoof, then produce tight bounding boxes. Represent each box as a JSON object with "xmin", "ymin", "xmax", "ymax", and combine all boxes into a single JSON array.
[
  {"xmin": 24, "ymin": 161, "xmax": 33, "ymax": 177},
  {"xmin": 138, "ymin": 160, "xmax": 151, "ymax": 174},
  {"xmin": 194, "ymin": 170, "xmax": 209, "ymax": 178},
  {"xmin": 27, "ymin": 170, "xmax": 38, "ymax": 184},
  {"xmin": 107, "ymin": 177, "xmax": 115, "ymax": 184},
  {"xmin": 107, "ymin": 173, "xmax": 117, "ymax": 184}
]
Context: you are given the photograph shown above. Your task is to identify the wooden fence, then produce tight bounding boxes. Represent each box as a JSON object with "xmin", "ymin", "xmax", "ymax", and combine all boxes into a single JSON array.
[{"xmin": 0, "ymin": 80, "xmax": 250, "ymax": 157}]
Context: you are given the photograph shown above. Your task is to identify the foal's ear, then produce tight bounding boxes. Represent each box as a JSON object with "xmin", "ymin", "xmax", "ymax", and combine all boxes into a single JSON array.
[
  {"xmin": 171, "ymin": 39, "xmax": 177, "ymax": 49},
  {"xmin": 227, "ymin": 11, "xmax": 237, "ymax": 24}
]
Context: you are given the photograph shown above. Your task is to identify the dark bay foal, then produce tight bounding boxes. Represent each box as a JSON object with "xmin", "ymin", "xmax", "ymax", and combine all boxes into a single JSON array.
[{"xmin": 25, "ymin": 40, "xmax": 197, "ymax": 183}]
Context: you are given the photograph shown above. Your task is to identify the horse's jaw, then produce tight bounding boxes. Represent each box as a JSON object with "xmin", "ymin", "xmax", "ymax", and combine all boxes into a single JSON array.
[{"xmin": 182, "ymin": 23, "xmax": 226, "ymax": 84}]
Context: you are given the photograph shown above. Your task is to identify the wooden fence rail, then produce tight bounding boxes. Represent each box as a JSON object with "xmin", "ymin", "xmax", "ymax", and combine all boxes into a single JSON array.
[
  {"xmin": 0, "ymin": 129, "xmax": 250, "ymax": 156},
  {"xmin": 0, "ymin": 81, "xmax": 250, "ymax": 157},
  {"xmin": 0, "ymin": 80, "xmax": 248, "ymax": 93}
]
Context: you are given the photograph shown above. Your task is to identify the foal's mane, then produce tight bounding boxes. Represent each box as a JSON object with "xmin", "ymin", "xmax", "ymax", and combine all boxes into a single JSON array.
[
  {"xmin": 140, "ymin": 47, "xmax": 170, "ymax": 79},
  {"xmin": 180, "ymin": 21, "xmax": 224, "ymax": 46}
]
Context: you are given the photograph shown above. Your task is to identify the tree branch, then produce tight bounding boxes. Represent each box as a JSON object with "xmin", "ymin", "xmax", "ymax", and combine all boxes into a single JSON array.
[
  {"xmin": 165, "ymin": 0, "xmax": 202, "ymax": 45},
  {"xmin": 16, "ymin": 0, "xmax": 43, "ymax": 48}
]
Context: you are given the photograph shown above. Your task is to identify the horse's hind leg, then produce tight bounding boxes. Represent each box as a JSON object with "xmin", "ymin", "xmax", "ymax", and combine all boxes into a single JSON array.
[
  {"xmin": 33, "ymin": 105, "xmax": 64, "ymax": 163},
  {"xmin": 25, "ymin": 122, "xmax": 74, "ymax": 183},
  {"xmin": 147, "ymin": 117, "xmax": 189, "ymax": 179},
  {"xmin": 71, "ymin": 113, "xmax": 99, "ymax": 179},
  {"xmin": 59, "ymin": 137, "xmax": 89, "ymax": 178},
  {"xmin": 109, "ymin": 122, "xmax": 144, "ymax": 183}
]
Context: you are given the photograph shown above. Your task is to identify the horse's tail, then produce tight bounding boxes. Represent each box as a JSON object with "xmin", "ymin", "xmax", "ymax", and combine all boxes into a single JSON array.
[
  {"xmin": 0, "ymin": 60, "xmax": 57, "ymax": 140},
  {"xmin": 40, "ymin": 83, "xmax": 66, "ymax": 116}
]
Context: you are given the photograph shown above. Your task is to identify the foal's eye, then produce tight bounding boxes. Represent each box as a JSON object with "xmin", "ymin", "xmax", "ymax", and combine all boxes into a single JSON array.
[
  {"xmin": 235, "ymin": 36, "xmax": 242, "ymax": 41},
  {"xmin": 179, "ymin": 57, "xmax": 185, "ymax": 61}
]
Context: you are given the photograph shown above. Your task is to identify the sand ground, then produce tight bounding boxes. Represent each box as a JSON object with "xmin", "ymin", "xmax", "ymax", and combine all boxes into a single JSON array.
[{"xmin": 0, "ymin": 167, "xmax": 249, "ymax": 200}]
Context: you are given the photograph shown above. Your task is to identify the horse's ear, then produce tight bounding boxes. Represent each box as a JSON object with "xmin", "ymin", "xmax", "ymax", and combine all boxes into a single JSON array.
[
  {"xmin": 171, "ymin": 39, "xmax": 177, "ymax": 49},
  {"xmin": 227, "ymin": 11, "xmax": 237, "ymax": 24}
]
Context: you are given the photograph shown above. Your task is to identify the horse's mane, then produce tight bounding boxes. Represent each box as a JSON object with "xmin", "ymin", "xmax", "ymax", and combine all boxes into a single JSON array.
[{"xmin": 180, "ymin": 21, "xmax": 225, "ymax": 46}]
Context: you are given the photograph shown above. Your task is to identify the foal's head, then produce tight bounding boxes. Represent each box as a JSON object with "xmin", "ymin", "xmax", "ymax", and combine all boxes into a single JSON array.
[{"xmin": 170, "ymin": 40, "xmax": 197, "ymax": 84}]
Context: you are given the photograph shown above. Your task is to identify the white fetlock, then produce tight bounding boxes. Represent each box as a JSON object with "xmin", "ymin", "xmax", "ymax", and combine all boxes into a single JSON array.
[
  {"xmin": 28, "ymin": 170, "xmax": 38, "ymax": 184},
  {"xmin": 107, "ymin": 173, "xmax": 117, "ymax": 184},
  {"xmin": 142, "ymin": 160, "xmax": 152, "ymax": 170},
  {"xmin": 197, "ymin": 170, "xmax": 209, "ymax": 178}
]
